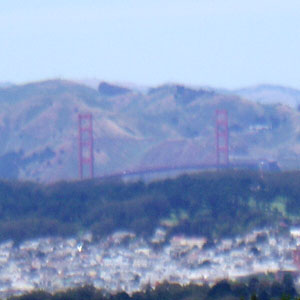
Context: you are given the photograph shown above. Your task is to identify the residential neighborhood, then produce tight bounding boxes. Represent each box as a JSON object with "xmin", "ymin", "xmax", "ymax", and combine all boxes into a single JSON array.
[{"xmin": 0, "ymin": 228, "xmax": 297, "ymax": 298}]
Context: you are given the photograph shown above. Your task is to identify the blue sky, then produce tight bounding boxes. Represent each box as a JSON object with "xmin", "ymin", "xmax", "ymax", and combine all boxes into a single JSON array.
[{"xmin": 1, "ymin": 0, "xmax": 300, "ymax": 89}]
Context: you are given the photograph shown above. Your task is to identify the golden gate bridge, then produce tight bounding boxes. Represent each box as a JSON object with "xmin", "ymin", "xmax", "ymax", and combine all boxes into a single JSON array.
[{"xmin": 77, "ymin": 110, "xmax": 278, "ymax": 181}]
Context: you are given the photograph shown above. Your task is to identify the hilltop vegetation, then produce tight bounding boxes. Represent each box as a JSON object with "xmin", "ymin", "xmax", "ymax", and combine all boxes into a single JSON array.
[{"xmin": 0, "ymin": 170, "xmax": 300, "ymax": 243}]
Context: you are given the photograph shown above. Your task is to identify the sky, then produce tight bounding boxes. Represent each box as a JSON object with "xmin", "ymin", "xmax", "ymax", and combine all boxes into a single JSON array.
[{"xmin": 1, "ymin": 0, "xmax": 300, "ymax": 89}]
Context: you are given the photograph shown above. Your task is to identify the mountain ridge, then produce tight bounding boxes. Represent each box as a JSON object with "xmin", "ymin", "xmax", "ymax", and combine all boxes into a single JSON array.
[
  {"xmin": 0, "ymin": 79, "xmax": 298, "ymax": 182},
  {"xmin": 235, "ymin": 84, "xmax": 300, "ymax": 108}
]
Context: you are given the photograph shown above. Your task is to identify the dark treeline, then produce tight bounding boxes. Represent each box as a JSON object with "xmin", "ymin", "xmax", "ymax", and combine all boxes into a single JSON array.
[
  {"xmin": 0, "ymin": 170, "xmax": 300, "ymax": 242},
  {"xmin": 9, "ymin": 273, "xmax": 298, "ymax": 300}
]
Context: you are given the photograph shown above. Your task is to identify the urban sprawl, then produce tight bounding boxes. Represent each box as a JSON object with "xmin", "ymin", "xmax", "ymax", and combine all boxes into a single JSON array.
[{"xmin": 0, "ymin": 228, "xmax": 298, "ymax": 298}]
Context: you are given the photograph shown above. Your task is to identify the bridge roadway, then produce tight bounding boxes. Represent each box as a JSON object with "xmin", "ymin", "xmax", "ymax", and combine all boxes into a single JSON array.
[
  {"xmin": 96, "ymin": 160, "xmax": 263, "ymax": 180},
  {"xmin": 98, "ymin": 163, "xmax": 218, "ymax": 180},
  {"xmin": 97, "ymin": 160, "xmax": 272, "ymax": 179}
]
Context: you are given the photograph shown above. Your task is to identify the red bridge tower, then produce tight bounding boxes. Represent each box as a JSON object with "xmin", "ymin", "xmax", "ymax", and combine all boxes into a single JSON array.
[
  {"xmin": 78, "ymin": 113, "xmax": 94, "ymax": 180},
  {"xmin": 216, "ymin": 109, "xmax": 229, "ymax": 167}
]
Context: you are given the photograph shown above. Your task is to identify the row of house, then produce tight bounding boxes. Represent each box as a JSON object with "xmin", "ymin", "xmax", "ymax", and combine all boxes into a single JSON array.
[{"xmin": 0, "ymin": 227, "xmax": 297, "ymax": 298}]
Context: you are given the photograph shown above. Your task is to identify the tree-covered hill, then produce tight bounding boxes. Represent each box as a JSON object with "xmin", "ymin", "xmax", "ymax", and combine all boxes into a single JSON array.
[{"xmin": 0, "ymin": 170, "xmax": 300, "ymax": 243}]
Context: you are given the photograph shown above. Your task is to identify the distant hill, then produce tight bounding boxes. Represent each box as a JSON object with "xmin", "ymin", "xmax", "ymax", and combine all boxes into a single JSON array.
[
  {"xmin": 0, "ymin": 79, "xmax": 299, "ymax": 182},
  {"xmin": 235, "ymin": 84, "xmax": 300, "ymax": 108},
  {"xmin": 0, "ymin": 82, "xmax": 14, "ymax": 88}
]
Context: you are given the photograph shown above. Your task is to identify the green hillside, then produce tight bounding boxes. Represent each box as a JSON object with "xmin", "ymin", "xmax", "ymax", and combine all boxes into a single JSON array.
[{"xmin": 0, "ymin": 170, "xmax": 299, "ymax": 243}]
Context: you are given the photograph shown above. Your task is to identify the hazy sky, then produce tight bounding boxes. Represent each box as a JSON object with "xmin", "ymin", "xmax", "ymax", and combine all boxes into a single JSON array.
[{"xmin": 1, "ymin": 0, "xmax": 300, "ymax": 89}]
